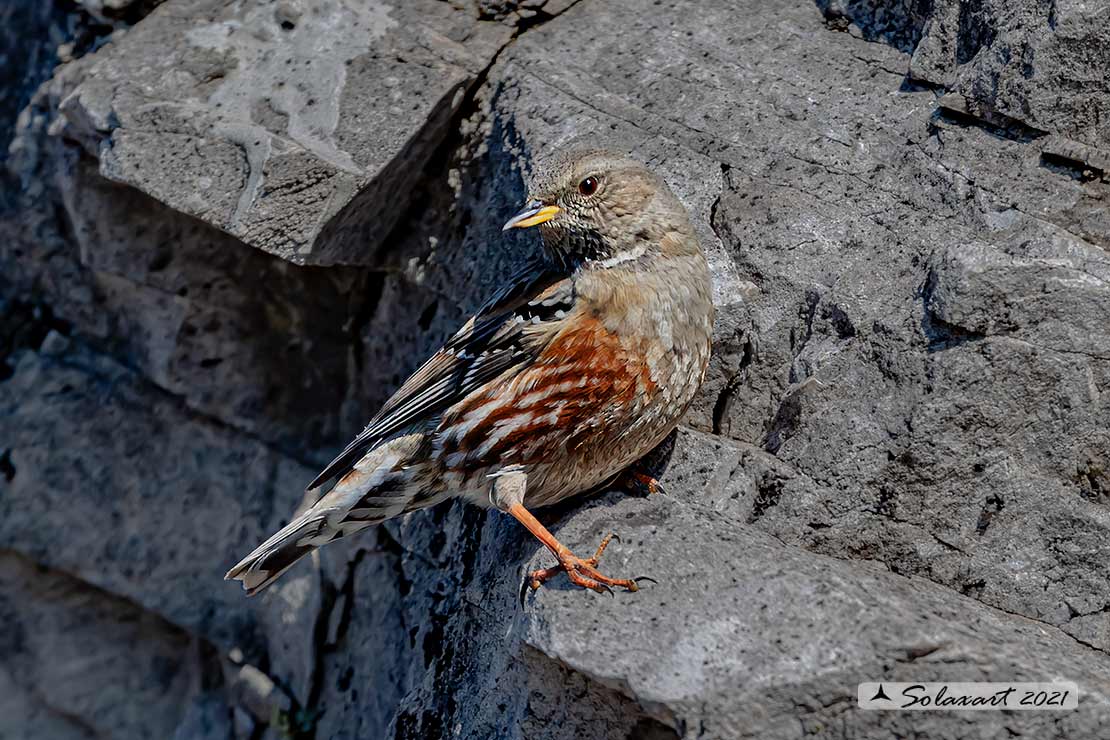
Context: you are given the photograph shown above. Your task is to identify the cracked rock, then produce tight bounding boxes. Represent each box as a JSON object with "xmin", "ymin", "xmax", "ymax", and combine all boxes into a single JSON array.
[
  {"xmin": 55, "ymin": 0, "xmax": 512, "ymax": 265},
  {"xmin": 0, "ymin": 337, "xmax": 318, "ymax": 672}
]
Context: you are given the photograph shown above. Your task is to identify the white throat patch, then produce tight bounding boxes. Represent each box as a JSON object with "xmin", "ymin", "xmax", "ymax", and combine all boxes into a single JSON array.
[{"xmin": 596, "ymin": 244, "xmax": 647, "ymax": 269}]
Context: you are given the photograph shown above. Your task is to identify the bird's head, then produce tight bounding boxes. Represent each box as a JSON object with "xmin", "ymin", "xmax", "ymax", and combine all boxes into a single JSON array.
[{"xmin": 503, "ymin": 148, "xmax": 699, "ymax": 270}]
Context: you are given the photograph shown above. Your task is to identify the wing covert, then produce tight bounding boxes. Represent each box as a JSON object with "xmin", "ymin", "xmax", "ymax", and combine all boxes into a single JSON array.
[{"xmin": 307, "ymin": 263, "xmax": 575, "ymax": 490}]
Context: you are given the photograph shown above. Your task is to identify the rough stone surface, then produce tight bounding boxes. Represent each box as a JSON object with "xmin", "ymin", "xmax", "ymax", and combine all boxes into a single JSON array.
[
  {"xmin": 0, "ymin": 551, "xmax": 220, "ymax": 740},
  {"xmin": 56, "ymin": 0, "xmax": 512, "ymax": 265},
  {"xmin": 0, "ymin": 337, "xmax": 319, "ymax": 674},
  {"xmin": 821, "ymin": 0, "xmax": 1110, "ymax": 155},
  {"xmin": 2, "ymin": 0, "xmax": 1109, "ymax": 738}
]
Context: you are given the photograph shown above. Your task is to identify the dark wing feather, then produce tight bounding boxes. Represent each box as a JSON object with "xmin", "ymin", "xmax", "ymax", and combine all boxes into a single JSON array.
[{"xmin": 307, "ymin": 263, "xmax": 573, "ymax": 490}]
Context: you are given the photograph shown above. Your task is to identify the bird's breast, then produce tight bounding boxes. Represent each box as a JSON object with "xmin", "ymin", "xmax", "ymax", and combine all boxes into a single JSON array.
[
  {"xmin": 433, "ymin": 259, "xmax": 713, "ymax": 502},
  {"xmin": 434, "ymin": 314, "xmax": 658, "ymax": 468}
]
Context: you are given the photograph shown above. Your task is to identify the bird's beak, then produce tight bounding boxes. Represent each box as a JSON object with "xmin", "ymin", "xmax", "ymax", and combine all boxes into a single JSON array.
[{"xmin": 502, "ymin": 201, "xmax": 561, "ymax": 231}]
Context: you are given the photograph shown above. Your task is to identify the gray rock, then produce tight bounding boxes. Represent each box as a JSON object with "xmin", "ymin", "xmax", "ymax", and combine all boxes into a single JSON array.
[
  {"xmin": 52, "ymin": 154, "xmax": 374, "ymax": 452},
  {"xmin": 822, "ymin": 0, "xmax": 1110, "ymax": 178},
  {"xmin": 472, "ymin": 0, "xmax": 1110, "ymax": 652},
  {"xmin": 0, "ymin": 551, "xmax": 208, "ymax": 740},
  {"xmin": 54, "ymin": 0, "xmax": 512, "ymax": 265},
  {"xmin": 0, "ymin": 1, "xmax": 69, "ymax": 171},
  {"xmin": 0, "ymin": 666, "xmax": 98, "ymax": 740},
  {"xmin": 6, "ymin": 77, "xmax": 391, "ymax": 455},
  {"xmin": 911, "ymin": 0, "xmax": 1110, "ymax": 149},
  {"xmin": 318, "ymin": 430, "xmax": 1110, "ymax": 738},
  {"xmin": 521, "ymin": 488, "xmax": 1110, "ymax": 739},
  {"xmin": 171, "ymin": 692, "xmax": 237, "ymax": 740},
  {"xmin": 0, "ymin": 336, "xmax": 317, "ymax": 668}
]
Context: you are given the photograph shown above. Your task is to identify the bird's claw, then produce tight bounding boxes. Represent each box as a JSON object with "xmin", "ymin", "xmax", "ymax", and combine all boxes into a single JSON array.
[
  {"xmin": 518, "ymin": 576, "xmax": 530, "ymax": 609},
  {"xmin": 523, "ymin": 534, "xmax": 641, "ymax": 598},
  {"xmin": 585, "ymin": 531, "xmax": 618, "ymax": 567},
  {"xmin": 622, "ymin": 471, "xmax": 666, "ymax": 497}
]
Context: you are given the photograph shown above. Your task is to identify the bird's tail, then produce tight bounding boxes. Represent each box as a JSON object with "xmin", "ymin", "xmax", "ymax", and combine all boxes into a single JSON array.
[
  {"xmin": 224, "ymin": 509, "xmax": 352, "ymax": 596},
  {"xmin": 226, "ymin": 433, "xmax": 438, "ymax": 595}
]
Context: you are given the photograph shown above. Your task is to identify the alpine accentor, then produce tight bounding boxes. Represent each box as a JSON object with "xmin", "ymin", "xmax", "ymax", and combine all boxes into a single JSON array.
[{"xmin": 227, "ymin": 148, "xmax": 713, "ymax": 595}]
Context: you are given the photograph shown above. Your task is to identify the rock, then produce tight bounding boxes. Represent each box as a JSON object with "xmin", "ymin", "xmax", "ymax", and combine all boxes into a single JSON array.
[
  {"xmin": 521, "ymin": 488, "xmax": 1110, "ymax": 739},
  {"xmin": 55, "ymin": 0, "xmax": 513, "ymax": 265},
  {"xmin": 310, "ymin": 539, "xmax": 409, "ymax": 740},
  {"xmin": 319, "ymin": 431, "xmax": 1110, "ymax": 738},
  {"xmin": 474, "ymin": 0, "xmax": 1110, "ymax": 651},
  {"xmin": 815, "ymin": 0, "xmax": 933, "ymax": 52},
  {"xmin": 0, "ymin": 1, "xmax": 69, "ymax": 168},
  {"xmin": 228, "ymin": 661, "xmax": 293, "ymax": 723},
  {"xmin": 822, "ymin": 0, "xmax": 1110, "ymax": 178},
  {"xmin": 0, "ymin": 551, "xmax": 210, "ymax": 739},
  {"xmin": 0, "ymin": 666, "xmax": 98, "ymax": 740},
  {"xmin": 911, "ymin": 0, "xmax": 1110, "ymax": 149},
  {"xmin": 0, "ymin": 336, "xmax": 318, "ymax": 668},
  {"xmin": 926, "ymin": 240, "xmax": 1110, "ymax": 359},
  {"xmin": 170, "ymin": 692, "xmax": 237, "ymax": 740},
  {"xmin": 1, "ymin": 4, "xmax": 515, "ymax": 455},
  {"xmin": 52, "ymin": 154, "xmax": 373, "ymax": 452}
]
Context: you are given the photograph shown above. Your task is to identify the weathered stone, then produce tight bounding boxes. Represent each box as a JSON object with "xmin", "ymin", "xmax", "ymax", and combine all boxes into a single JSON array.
[
  {"xmin": 521, "ymin": 489, "xmax": 1110, "ymax": 739},
  {"xmin": 0, "ymin": 1, "xmax": 69, "ymax": 169},
  {"xmin": 0, "ymin": 551, "xmax": 209, "ymax": 740},
  {"xmin": 0, "ymin": 335, "xmax": 318, "ymax": 669},
  {"xmin": 320, "ymin": 431, "xmax": 1110, "ymax": 738},
  {"xmin": 55, "ymin": 0, "xmax": 513, "ymax": 265},
  {"xmin": 54, "ymin": 154, "xmax": 373, "ymax": 452},
  {"xmin": 310, "ymin": 540, "xmax": 409, "ymax": 740},
  {"xmin": 822, "ymin": 0, "xmax": 1110, "ymax": 172},
  {"xmin": 913, "ymin": 0, "xmax": 1110, "ymax": 149}
]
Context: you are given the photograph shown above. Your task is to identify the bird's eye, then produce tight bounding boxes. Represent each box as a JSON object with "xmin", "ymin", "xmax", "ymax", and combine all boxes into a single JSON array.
[{"xmin": 577, "ymin": 176, "xmax": 598, "ymax": 197}]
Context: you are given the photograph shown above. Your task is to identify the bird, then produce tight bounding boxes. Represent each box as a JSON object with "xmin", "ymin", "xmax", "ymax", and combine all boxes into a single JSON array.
[{"xmin": 226, "ymin": 147, "xmax": 714, "ymax": 596}]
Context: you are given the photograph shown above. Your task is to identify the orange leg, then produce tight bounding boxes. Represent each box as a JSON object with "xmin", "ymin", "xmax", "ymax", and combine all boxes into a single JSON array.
[
  {"xmin": 507, "ymin": 503, "xmax": 641, "ymax": 596},
  {"xmin": 620, "ymin": 470, "xmax": 665, "ymax": 496}
]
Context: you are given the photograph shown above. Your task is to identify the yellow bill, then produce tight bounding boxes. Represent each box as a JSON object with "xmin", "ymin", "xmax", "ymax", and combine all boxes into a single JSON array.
[{"xmin": 502, "ymin": 202, "xmax": 561, "ymax": 231}]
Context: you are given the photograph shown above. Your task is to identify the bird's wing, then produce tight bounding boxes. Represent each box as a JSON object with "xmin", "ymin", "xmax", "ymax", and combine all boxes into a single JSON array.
[{"xmin": 307, "ymin": 262, "xmax": 574, "ymax": 490}]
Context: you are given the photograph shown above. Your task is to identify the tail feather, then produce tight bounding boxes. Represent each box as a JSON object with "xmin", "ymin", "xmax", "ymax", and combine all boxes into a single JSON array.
[
  {"xmin": 225, "ymin": 513, "xmax": 337, "ymax": 596},
  {"xmin": 227, "ymin": 433, "xmax": 436, "ymax": 595}
]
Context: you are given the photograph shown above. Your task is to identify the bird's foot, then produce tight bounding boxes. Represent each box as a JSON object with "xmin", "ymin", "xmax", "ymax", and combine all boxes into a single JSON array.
[
  {"xmin": 621, "ymin": 470, "xmax": 666, "ymax": 497},
  {"xmin": 526, "ymin": 533, "xmax": 645, "ymax": 595}
]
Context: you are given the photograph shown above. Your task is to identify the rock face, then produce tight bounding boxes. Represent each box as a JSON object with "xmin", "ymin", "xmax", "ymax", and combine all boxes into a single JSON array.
[
  {"xmin": 2, "ymin": 0, "xmax": 1109, "ymax": 738},
  {"xmin": 824, "ymin": 0, "xmax": 1110, "ymax": 149},
  {"xmin": 58, "ymin": 0, "xmax": 512, "ymax": 265}
]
